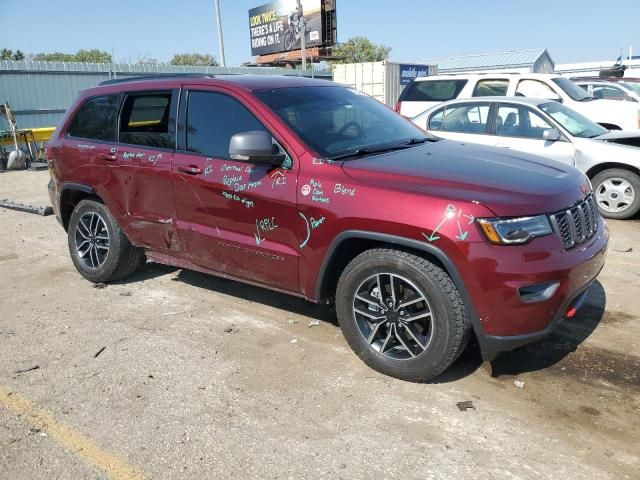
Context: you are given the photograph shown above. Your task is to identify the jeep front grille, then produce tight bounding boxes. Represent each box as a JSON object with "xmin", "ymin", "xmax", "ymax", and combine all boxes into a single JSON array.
[{"xmin": 549, "ymin": 195, "xmax": 599, "ymax": 250}]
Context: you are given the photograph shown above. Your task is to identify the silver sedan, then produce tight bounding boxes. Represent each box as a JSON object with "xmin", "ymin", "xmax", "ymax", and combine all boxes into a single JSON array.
[{"xmin": 412, "ymin": 96, "xmax": 640, "ymax": 219}]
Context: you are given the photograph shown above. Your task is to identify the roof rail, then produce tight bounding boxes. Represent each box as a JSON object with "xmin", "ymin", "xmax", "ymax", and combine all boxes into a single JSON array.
[{"xmin": 99, "ymin": 73, "xmax": 214, "ymax": 86}]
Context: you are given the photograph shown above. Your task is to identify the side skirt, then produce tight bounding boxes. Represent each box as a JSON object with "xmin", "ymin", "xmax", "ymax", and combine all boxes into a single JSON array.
[{"xmin": 145, "ymin": 250, "xmax": 312, "ymax": 302}]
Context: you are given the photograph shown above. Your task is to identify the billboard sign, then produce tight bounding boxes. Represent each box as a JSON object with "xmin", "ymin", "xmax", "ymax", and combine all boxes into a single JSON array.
[
  {"xmin": 249, "ymin": 0, "xmax": 324, "ymax": 56},
  {"xmin": 399, "ymin": 64, "xmax": 430, "ymax": 85}
]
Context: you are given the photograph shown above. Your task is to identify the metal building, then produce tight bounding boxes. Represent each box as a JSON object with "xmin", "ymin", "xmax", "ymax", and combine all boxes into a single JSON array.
[
  {"xmin": 0, "ymin": 60, "xmax": 332, "ymax": 130},
  {"xmin": 420, "ymin": 49, "xmax": 555, "ymax": 75}
]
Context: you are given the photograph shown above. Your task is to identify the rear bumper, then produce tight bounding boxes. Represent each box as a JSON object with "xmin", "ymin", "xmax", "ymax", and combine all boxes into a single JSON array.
[{"xmin": 47, "ymin": 176, "xmax": 63, "ymax": 226}]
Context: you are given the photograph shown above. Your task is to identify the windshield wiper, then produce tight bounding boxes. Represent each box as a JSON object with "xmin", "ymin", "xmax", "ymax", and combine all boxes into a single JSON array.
[
  {"xmin": 579, "ymin": 96, "xmax": 596, "ymax": 102},
  {"xmin": 404, "ymin": 137, "xmax": 431, "ymax": 145},
  {"xmin": 329, "ymin": 137, "xmax": 431, "ymax": 161}
]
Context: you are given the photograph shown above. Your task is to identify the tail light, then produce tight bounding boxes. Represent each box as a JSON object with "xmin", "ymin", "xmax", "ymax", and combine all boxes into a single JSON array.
[
  {"xmin": 395, "ymin": 101, "xmax": 402, "ymax": 113},
  {"xmin": 637, "ymin": 109, "xmax": 640, "ymax": 129}
]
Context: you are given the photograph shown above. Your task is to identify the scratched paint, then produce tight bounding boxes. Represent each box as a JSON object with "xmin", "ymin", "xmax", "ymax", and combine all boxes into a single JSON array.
[
  {"xmin": 178, "ymin": 176, "xmax": 221, "ymax": 237},
  {"xmin": 422, "ymin": 204, "xmax": 475, "ymax": 242}
]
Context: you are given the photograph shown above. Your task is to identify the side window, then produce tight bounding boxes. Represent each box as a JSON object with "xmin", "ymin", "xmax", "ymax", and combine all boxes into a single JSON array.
[
  {"xmin": 592, "ymin": 85, "xmax": 627, "ymax": 101},
  {"xmin": 186, "ymin": 91, "xmax": 268, "ymax": 159},
  {"xmin": 497, "ymin": 105, "xmax": 552, "ymax": 139},
  {"xmin": 67, "ymin": 94, "xmax": 120, "ymax": 141},
  {"xmin": 442, "ymin": 103, "xmax": 490, "ymax": 134},
  {"xmin": 515, "ymin": 79, "xmax": 558, "ymax": 99},
  {"xmin": 428, "ymin": 109, "xmax": 444, "ymax": 130},
  {"xmin": 472, "ymin": 79, "xmax": 508, "ymax": 97},
  {"xmin": 119, "ymin": 92, "xmax": 172, "ymax": 148},
  {"xmin": 401, "ymin": 80, "xmax": 469, "ymax": 102}
]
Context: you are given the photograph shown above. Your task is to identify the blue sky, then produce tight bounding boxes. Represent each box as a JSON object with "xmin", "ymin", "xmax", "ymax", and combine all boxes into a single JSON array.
[{"xmin": 1, "ymin": 0, "xmax": 638, "ymax": 66}]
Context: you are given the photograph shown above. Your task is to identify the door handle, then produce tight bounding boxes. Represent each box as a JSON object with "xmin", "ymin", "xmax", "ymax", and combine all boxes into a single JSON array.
[
  {"xmin": 97, "ymin": 153, "xmax": 117, "ymax": 161},
  {"xmin": 495, "ymin": 144, "xmax": 511, "ymax": 149},
  {"xmin": 178, "ymin": 165, "xmax": 203, "ymax": 175}
]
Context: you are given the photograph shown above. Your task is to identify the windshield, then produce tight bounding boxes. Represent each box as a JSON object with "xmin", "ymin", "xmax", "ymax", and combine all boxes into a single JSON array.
[
  {"xmin": 540, "ymin": 101, "xmax": 608, "ymax": 138},
  {"xmin": 621, "ymin": 82, "xmax": 640, "ymax": 95},
  {"xmin": 551, "ymin": 77, "xmax": 592, "ymax": 101},
  {"xmin": 254, "ymin": 86, "xmax": 430, "ymax": 158}
]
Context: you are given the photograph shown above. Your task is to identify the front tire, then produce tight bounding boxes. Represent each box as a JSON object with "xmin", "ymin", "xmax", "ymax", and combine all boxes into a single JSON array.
[
  {"xmin": 68, "ymin": 200, "xmax": 144, "ymax": 283},
  {"xmin": 336, "ymin": 248, "xmax": 471, "ymax": 382},
  {"xmin": 592, "ymin": 168, "xmax": 640, "ymax": 220}
]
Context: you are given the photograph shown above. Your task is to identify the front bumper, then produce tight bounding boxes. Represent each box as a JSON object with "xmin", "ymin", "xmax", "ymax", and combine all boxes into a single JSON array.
[
  {"xmin": 463, "ymin": 222, "xmax": 609, "ymax": 360},
  {"xmin": 479, "ymin": 277, "xmax": 595, "ymax": 361}
]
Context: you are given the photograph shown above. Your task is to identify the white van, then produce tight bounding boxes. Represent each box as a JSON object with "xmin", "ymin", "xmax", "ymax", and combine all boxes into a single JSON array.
[{"xmin": 396, "ymin": 73, "xmax": 640, "ymax": 131}]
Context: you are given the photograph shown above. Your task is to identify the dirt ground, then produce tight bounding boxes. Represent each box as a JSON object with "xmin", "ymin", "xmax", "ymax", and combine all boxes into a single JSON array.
[{"xmin": 1, "ymin": 170, "xmax": 639, "ymax": 480}]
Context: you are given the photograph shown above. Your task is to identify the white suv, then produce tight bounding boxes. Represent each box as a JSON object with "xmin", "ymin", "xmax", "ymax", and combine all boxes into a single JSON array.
[{"xmin": 396, "ymin": 73, "xmax": 640, "ymax": 131}]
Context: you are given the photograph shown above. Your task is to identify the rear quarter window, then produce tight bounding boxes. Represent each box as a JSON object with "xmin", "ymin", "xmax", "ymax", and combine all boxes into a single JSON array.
[
  {"xmin": 473, "ymin": 79, "xmax": 509, "ymax": 97},
  {"xmin": 401, "ymin": 80, "xmax": 468, "ymax": 102},
  {"xmin": 67, "ymin": 94, "xmax": 121, "ymax": 141}
]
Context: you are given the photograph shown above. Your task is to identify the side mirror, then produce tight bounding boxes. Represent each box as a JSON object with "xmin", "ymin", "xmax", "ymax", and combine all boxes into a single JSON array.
[
  {"xmin": 229, "ymin": 131, "xmax": 286, "ymax": 166},
  {"xmin": 542, "ymin": 128, "xmax": 561, "ymax": 141}
]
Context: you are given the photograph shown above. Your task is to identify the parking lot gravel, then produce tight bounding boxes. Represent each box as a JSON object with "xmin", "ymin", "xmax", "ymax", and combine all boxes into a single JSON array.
[{"xmin": 1, "ymin": 170, "xmax": 639, "ymax": 479}]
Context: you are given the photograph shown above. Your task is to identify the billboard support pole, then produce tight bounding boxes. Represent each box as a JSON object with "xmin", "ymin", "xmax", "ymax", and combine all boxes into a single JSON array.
[
  {"xmin": 215, "ymin": 0, "xmax": 226, "ymax": 67},
  {"xmin": 301, "ymin": 20, "xmax": 307, "ymax": 71}
]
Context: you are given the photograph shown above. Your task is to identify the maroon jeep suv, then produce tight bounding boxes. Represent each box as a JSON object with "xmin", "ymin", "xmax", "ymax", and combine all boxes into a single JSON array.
[{"xmin": 47, "ymin": 74, "xmax": 608, "ymax": 381}]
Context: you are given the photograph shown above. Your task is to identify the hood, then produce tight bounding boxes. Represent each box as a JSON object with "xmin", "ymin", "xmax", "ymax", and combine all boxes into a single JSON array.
[
  {"xmin": 594, "ymin": 130, "xmax": 640, "ymax": 147},
  {"xmin": 572, "ymin": 98, "xmax": 640, "ymax": 130},
  {"xmin": 580, "ymin": 98, "xmax": 639, "ymax": 113},
  {"xmin": 341, "ymin": 140, "xmax": 590, "ymax": 217}
]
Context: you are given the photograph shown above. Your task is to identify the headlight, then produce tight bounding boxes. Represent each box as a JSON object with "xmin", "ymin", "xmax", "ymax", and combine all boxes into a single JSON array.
[{"xmin": 478, "ymin": 215, "xmax": 553, "ymax": 245}]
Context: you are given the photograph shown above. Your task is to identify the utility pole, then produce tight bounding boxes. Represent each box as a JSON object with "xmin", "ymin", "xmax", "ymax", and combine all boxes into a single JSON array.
[
  {"xmin": 215, "ymin": 0, "xmax": 226, "ymax": 67},
  {"xmin": 300, "ymin": 21, "xmax": 307, "ymax": 71}
]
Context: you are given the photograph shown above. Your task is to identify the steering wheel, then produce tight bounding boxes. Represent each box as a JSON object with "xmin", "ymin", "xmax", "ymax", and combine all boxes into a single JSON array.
[{"xmin": 337, "ymin": 121, "xmax": 363, "ymax": 138}]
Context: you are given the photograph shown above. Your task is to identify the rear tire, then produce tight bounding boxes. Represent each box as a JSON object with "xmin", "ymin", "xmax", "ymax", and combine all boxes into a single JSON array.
[
  {"xmin": 592, "ymin": 168, "xmax": 640, "ymax": 220},
  {"xmin": 336, "ymin": 248, "xmax": 471, "ymax": 382},
  {"xmin": 68, "ymin": 200, "xmax": 144, "ymax": 283}
]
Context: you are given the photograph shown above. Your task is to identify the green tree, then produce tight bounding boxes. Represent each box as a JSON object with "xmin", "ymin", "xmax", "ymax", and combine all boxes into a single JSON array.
[
  {"xmin": 73, "ymin": 49, "xmax": 112, "ymax": 63},
  {"xmin": 169, "ymin": 53, "xmax": 218, "ymax": 66},
  {"xmin": 33, "ymin": 49, "xmax": 112, "ymax": 63},
  {"xmin": 1, "ymin": 49, "xmax": 13, "ymax": 60},
  {"xmin": 332, "ymin": 37, "xmax": 392, "ymax": 64},
  {"xmin": 33, "ymin": 52, "xmax": 76, "ymax": 62},
  {"xmin": 12, "ymin": 50, "xmax": 25, "ymax": 61}
]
